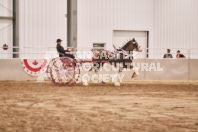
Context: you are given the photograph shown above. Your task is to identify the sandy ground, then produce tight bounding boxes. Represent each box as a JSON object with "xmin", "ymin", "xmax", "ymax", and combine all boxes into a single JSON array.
[{"xmin": 0, "ymin": 81, "xmax": 198, "ymax": 132}]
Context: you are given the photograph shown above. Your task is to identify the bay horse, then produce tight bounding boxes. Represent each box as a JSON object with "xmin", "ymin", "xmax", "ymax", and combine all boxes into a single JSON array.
[{"xmin": 85, "ymin": 38, "xmax": 142, "ymax": 86}]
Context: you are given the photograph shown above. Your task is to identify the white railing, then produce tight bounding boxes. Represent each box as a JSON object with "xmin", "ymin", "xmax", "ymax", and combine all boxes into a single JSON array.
[{"xmin": 0, "ymin": 46, "xmax": 198, "ymax": 59}]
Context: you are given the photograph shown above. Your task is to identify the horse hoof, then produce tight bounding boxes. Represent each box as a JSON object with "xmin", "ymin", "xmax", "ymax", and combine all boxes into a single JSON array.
[
  {"xmin": 83, "ymin": 82, "xmax": 89, "ymax": 86},
  {"xmin": 132, "ymin": 74, "xmax": 137, "ymax": 78},
  {"xmin": 114, "ymin": 82, "xmax": 120, "ymax": 87}
]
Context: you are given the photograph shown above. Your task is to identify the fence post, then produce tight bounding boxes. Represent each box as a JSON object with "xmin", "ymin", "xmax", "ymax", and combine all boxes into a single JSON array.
[{"xmin": 188, "ymin": 49, "xmax": 191, "ymax": 80}]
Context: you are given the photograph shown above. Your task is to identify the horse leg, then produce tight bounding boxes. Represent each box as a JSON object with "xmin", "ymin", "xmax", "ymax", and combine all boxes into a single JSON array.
[
  {"xmin": 86, "ymin": 62, "xmax": 98, "ymax": 75},
  {"xmin": 96, "ymin": 62, "xmax": 106, "ymax": 84},
  {"xmin": 87, "ymin": 63, "xmax": 101, "ymax": 84},
  {"xmin": 119, "ymin": 66, "xmax": 124, "ymax": 73},
  {"xmin": 113, "ymin": 67, "xmax": 121, "ymax": 86},
  {"xmin": 114, "ymin": 72, "xmax": 121, "ymax": 86},
  {"xmin": 109, "ymin": 63, "xmax": 121, "ymax": 86},
  {"xmin": 131, "ymin": 65, "xmax": 139, "ymax": 78},
  {"xmin": 83, "ymin": 63, "xmax": 94, "ymax": 86}
]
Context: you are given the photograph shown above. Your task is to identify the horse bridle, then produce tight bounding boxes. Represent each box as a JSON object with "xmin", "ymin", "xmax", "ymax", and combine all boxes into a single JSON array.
[{"xmin": 132, "ymin": 41, "xmax": 140, "ymax": 51}]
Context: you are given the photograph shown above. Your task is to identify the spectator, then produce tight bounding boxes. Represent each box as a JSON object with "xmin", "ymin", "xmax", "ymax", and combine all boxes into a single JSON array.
[
  {"xmin": 176, "ymin": 50, "xmax": 186, "ymax": 58},
  {"xmin": 163, "ymin": 49, "xmax": 173, "ymax": 58}
]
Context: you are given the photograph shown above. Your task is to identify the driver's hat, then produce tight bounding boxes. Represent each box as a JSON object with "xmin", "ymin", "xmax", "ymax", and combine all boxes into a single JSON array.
[{"xmin": 56, "ymin": 39, "xmax": 62, "ymax": 42}]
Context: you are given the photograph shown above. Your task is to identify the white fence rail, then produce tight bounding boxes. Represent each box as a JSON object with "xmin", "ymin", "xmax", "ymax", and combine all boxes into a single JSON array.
[{"xmin": 0, "ymin": 46, "xmax": 198, "ymax": 59}]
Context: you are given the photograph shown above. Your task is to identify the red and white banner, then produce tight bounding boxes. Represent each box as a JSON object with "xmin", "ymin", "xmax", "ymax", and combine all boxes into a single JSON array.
[{"xmin": 21, "ymin": 59, "xmax": 48, "ymax": 76}]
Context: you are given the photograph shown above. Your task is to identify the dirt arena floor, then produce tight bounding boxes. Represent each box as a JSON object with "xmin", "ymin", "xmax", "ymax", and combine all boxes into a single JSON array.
[{"xmin": 0, "ymin": 80, "xmax": 198, "ymax": 132}]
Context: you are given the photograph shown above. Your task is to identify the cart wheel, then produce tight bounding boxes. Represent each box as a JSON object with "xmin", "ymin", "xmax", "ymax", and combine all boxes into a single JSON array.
[{"xmin": 47, "ymin": 57, "xmax": 80, "ymax": 86}]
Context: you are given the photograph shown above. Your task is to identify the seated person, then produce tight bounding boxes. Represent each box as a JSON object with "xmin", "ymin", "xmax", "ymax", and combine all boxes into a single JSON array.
[
  {"xmin": 163, "ymin": 49, "xmax": 173, "ymax": 58},
  {"xmin": 176, "ymin": 50, "xmax": 186, "ymax": 58},
  {"xmin": 56, "ymin": 39, "xmax": 75, "ymax": 59}
]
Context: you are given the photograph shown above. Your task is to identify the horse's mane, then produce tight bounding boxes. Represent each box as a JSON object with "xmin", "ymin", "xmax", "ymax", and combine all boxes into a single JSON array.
[{"xmin": 121, "ymin": 40, "xmax": 132, "ymax": 50}]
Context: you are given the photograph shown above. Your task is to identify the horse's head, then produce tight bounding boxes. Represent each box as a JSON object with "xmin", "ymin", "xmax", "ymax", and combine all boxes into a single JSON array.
[
  {"xmin": 131, "ymin": 38, "xmax": 143, "ymax": 52},
  {"xmin": 121, "ymin": 38, "xmax": 142, "ymax": 52}
]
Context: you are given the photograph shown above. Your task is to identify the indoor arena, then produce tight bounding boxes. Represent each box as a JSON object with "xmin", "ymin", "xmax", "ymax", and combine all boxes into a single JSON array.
[{"xmin": 0, "ymin": 0, "xmax": 198, "ymax": 131}]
